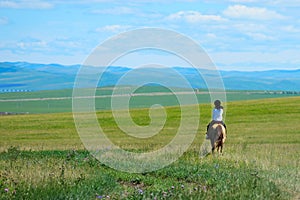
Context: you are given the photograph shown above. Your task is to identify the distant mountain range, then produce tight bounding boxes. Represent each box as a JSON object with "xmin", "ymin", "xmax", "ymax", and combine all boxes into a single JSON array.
[{"xmin": 1, "ymin": 62, "xmax": 300, "ymax": 92}]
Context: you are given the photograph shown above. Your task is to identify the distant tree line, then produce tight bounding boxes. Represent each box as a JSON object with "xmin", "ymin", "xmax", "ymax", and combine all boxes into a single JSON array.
[
  {"xmin": 0, "ymin": 112, "xmax": 29, "ymax": 115},
  {"xmin": 264, "ymin": 90, "xmax": 300, "ymax": 94},
  {"xmin": 0, "ymin": 89, "xmax": 32, "ymax": 93}
]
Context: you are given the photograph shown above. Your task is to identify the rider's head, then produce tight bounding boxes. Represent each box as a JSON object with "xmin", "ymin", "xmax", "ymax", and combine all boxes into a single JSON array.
[{"xmin": 214, "ymin": 100, "xmax": 221, "ymax": 108}]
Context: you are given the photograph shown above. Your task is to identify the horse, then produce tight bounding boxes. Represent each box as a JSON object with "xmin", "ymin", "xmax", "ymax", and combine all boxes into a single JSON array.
[{"xmin": 206, "ymin": 123, "xmax": 226, "ymax": 155}]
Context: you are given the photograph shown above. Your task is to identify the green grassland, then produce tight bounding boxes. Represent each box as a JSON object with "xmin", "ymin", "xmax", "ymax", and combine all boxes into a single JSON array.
[
  {"xmin": 0, "ymin": 86, "xmax": 299, "ymax": 114},
  {"xmin": 0, "ymin": 96, "xmax": 299, "ymax": 199}
]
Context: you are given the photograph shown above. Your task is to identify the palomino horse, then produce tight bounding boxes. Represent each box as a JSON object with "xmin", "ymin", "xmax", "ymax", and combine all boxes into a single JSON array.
[{"xmin": 207, "ymin": 123, "xmax": 226, "ymax": 155}]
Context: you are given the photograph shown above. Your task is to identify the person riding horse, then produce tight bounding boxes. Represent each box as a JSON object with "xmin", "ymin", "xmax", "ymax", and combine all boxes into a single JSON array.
[{"xmin": 206, "ymin": 100, "xmax": 227, "ymax": 139}]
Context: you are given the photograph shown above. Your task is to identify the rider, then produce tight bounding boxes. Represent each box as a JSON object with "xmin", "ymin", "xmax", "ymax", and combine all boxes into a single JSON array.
[{"xmin": 206, "ymin": 100, "xmax": 227, "ymax": 137}]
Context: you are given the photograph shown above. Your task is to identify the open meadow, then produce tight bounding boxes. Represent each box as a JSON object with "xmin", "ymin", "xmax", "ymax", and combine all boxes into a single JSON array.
[
  {"xmin": 3, "ymin": 0, "xmax": 300, "ymax": 199},
  {"xmin": 0, "ymin": 86, "xmax": 298, "ymax": 114},
  {"xmin": 0, "ymin": 96, "xmax": 299, "ymax": 199}
]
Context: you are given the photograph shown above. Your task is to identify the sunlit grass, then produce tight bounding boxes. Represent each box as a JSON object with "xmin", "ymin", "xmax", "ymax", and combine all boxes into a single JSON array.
[{"xmin": 0, "ymin": 97, "xmax": 299, "ymax": 199}]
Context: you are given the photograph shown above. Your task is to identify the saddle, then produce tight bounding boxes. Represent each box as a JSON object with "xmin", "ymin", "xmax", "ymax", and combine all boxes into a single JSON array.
[{"xmin": 207, "ymin": 120, "xmax": 226, "ymax": 131}]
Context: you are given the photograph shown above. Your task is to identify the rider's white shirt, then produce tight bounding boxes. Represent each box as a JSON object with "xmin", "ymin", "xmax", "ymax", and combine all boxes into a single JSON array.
[{"xmin": 212, "ymin": 108, "xmax": 223, "ymax": 121}]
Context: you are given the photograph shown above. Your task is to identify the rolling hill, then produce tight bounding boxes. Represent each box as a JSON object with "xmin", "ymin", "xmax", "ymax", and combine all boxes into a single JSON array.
[{"xmin": 1, "ymin": 61, "xmax": 300, "ymax": 92}]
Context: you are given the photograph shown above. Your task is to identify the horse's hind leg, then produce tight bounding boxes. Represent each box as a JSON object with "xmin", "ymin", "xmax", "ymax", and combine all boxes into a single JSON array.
[
  {"xmin": 217, "ymin": 145, "xmax": 221, "ymax": 155},
  {"xmin": 211, "ymin": 147, "xmax": 215, "ymax": 155},
  {"xmin": 211, "ymin": 140, "xmax": 215, "ymax": 154},
  {"xmin": 219, "ymin": 143, "xmax": 223, "ymax": 155}
]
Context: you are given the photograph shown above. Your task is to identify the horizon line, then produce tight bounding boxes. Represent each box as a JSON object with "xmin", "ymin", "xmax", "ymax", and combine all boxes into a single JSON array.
[{"xmin": 1, "ymin": 61, "xmax": 300, "ymax": 72}]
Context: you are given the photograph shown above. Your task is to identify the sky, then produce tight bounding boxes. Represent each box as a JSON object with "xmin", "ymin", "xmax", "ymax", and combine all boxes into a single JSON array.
[{"xmin": 1, "ymin": 0, "xmax": 300, "ymax": 71}]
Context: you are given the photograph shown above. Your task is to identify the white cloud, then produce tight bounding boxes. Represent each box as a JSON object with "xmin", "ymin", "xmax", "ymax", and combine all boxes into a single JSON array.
[
  {"xmin": 96, "ymin": 25, "xmax": 132, "ymax": 33},
  {"xmin": 0, "ymin": 37, "xmax": 88, "ymax": 57},
  {"xmin": 232, "ymin": 23, "xmax": 276, "ymax": 40},
  {"xmin": 0, "ymin": 17, "xmax": 8, "ymax": 25},
  {"xmin": 206, "ymin": 0, "xmax": 300, "ymax": 6},
  {"xmin": 52, "ymin": 38, "xmax": 81, "ymax": 49},
  {"xmin": 205, "ymin": 33, "xmax": 217, "ymax": 39},
  {"xmin": 246, "ymin": 32, "xmax": 275, "ymax": 40},
  {"xmin": 167, "ymin": 11, "xmax": 226, "ymax": 23},
  {"xmin": 16, "ymin": 39, "xmax": 47, "ymax": 50},
  {"xmin": 271, "ymin": 0, "xmax": 300, "ymax": 7},
  {"xmin": 281, "ymin": 25, "xmax": 300, "ymax": 33},
  {"xmin": 90, "ymin": 6, "xmax": 137, "ymax": 15},
  {"xmin": 0, "ymin": 37, "xmax": 49, "ymax": 53},
  {"xmin": 234, "ymin": 23, "xmax": 266, "ymax": 33},
  {"xmin": 0, "ymin": 0, "xmax": 53, "ymax": 9},
  {"xmin": 223, "ymin": 4, "xmax": 285, "ymax": 20},
  {"xmin": 228, "ymin": 0, "xmax": 257, "ymax": 2}
]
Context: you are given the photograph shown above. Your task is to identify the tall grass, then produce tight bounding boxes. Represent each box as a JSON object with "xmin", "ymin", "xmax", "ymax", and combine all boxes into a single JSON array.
[
  {"xmin": 0, "ymin": 148, "xmax": 288, "ymax": 199},
  {"xmin": 0, "ymin": 97, "xmax": 299, "ymax": 199}
]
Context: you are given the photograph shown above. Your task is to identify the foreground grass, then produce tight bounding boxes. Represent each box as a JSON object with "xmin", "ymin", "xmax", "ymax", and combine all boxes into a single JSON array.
[
  {"xmin": 0, "ymin": 148, "xmax": 287, "ymax": 200},
  {"xmin": 0, "ymin": 97, "xmax": 299, "ymax": 199}
]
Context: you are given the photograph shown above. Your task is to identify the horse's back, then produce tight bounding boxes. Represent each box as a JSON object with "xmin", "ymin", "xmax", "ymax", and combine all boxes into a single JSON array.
[
  {"xmin": 208, "ymin": 123, "xmax": 226, "ymax": 154},
  {"xmin": 211, "ymin": 123, "xmax": 225, "ymax": 133},
  {"xmin": 208, "ymin": 123, "xmax": 226, "ymax": 143}
]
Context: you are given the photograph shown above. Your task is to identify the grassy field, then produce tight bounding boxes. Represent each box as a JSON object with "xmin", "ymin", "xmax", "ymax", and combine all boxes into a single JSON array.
[
  {"xmin": 0, "ymin": 86, "xmax": 299, "ymax": 113},
  {"xmin": 0, "ymin": 97, "xmax": 299, "ymax": 199}
]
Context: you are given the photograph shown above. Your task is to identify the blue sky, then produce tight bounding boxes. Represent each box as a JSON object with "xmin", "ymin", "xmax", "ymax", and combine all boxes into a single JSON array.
[{"xmin": 0, "ymin": 0, "xmax": 300, "ymax": 71}]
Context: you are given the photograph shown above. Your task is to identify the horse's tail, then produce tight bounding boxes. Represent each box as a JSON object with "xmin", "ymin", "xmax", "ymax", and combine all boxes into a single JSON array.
[{"xmin": 217, "ymin": 124, "xmax": 226, "ymax": 143}]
